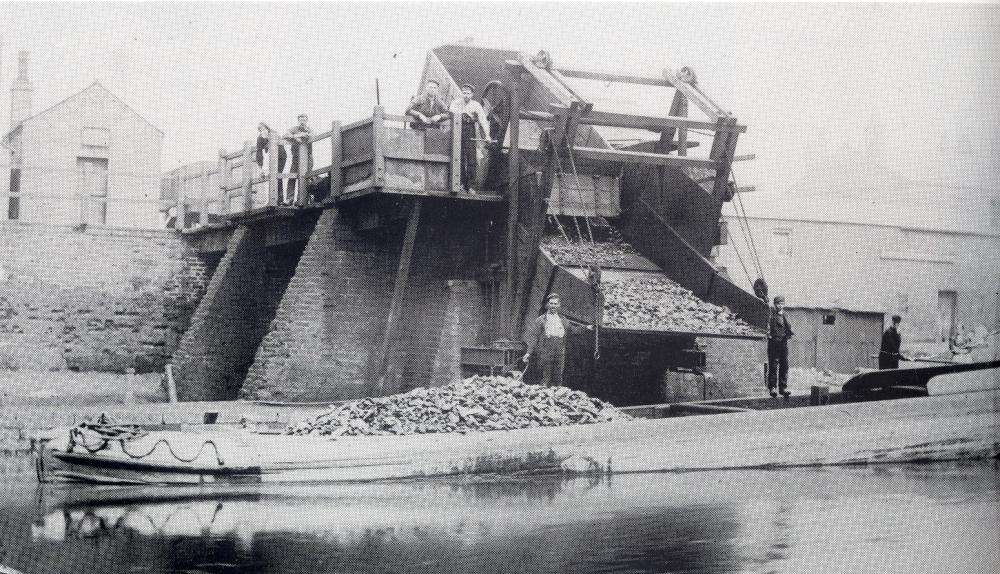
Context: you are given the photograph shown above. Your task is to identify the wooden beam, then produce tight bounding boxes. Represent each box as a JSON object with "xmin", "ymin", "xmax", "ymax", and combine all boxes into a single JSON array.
[
  {"xmin": 218, "ymin": 149, "xmax": 229, "ymax": 216},
  {"xmin": 377, "ymin": 197, "xmax": 423, "ymax": 392},
  {"xmin": 267, "ymin": 134, "xmax": 280, "ymax": 206},
  {"xmin": 199, "ymin": 162, "xmax": 209, "ymax": 226},
  {"xmin": 329, "ymin": 120, "xmax": 342, "ymax": 199},
  {"xmin": 176, "ymin": 166, "xmax": 186, "ymax": 230},
  {"xmin": 572, "ymin": 146, "xmax": 718, "ymax": 169},
  {"xmin": 372, "ymin": 106, "xmax": 386, "ymax": 189},
  {"xmin": 294, "ymin": 139, "xmax": 309, "ymax": 208},
  {"xmin": 545, "ymin": 104, "xmax": 745, "ymax": 133},
  {"xmin": 502, "ymin": 70, "xmax": 523, "ymax": 339},
  {"xmin": 555, "ymin": 67, "xmax": 671, "ymax": 87},
  {"xmin": 450, "ymin": 110, "xmax": 462, "ymax": 193},
  {"xmin": 710, "ymin": 117, "xmax": 740, "ymax": 197},
  {"xmin": 663, "ymin": 69, "xmax": 722, "ymax": 121},
  {"xmin": 242, "ymin": 140, "xmax": 253, "ymax": 213},
  {"xmin": 519, "ymin": 53, "xmax": 577, "ymax": 106}
]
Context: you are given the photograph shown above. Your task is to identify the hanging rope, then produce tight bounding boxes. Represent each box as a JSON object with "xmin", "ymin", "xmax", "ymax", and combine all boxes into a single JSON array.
[
  {"xmin": 731, "ymin": 169, "xmax": 765, "ymax": 284},
  {"xmin": 564, "ymin": 138, "xmax": 595, "ymax": 244},
  {"xmin": 551, "ymin": 143, "xmax": 586, "ymax": 244}
]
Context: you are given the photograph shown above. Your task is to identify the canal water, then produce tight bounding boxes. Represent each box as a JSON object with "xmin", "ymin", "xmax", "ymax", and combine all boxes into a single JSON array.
[{"xmin": 0, "ymin": 454, "xmax": 997, "ymax": 574}]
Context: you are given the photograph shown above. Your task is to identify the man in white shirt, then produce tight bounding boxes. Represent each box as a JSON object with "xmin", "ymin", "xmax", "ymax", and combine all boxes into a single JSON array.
[
  {"xmin": 523, "ymin": 293, "xmax": 593, "ymax": 387},
  {"xmin": 449, "ymin": 84, "xmax": 491, "ymax": 193}
]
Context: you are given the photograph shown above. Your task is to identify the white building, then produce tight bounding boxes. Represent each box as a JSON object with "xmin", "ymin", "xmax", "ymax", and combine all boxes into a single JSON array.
[
  {"xmin": 716, "ymin": 148, "xmax": 1000, "ymax": 356},
  {"xmin": 2, "ymin": 52, "xmax": 163, "ymax": 228}
]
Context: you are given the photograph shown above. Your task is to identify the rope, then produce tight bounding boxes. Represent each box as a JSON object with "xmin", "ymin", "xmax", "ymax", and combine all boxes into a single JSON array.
[
  {"xmin": 551, "ymin": 146, "xmax": 586, "ymax": 244},
  {"xmin": 69, "ymin": 426, "xmax": 226, "ymax": 466},
  {"xmin": 731, "ymin": 169, "xmax": 765, "ymax": 283},
  {"xmin": 564, "ymin": 138, "xmax": 595, "ymax": 244}
]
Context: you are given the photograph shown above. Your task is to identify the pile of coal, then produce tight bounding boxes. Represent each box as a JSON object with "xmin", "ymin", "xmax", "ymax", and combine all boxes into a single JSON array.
[
  {"xmin": 286, "ymin": 376, "xmax": 631, "ymax": 438},
  {"xmin": 543, "ymin": 236, "xmax": 640, "ymax": 268},
  {"xmin": 603, "ymin": 277, "xmax": 759, "ymax": 336}
]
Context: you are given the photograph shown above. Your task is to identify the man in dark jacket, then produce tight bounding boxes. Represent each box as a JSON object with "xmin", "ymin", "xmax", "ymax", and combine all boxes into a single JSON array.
[
  {"xmin": 767, "ymin": 295, "xmax": 793, "ymax": 397},
  {"xmin": 523, "ymin": 293, "xmax": 592, "ymax": 387},
  {"xmin": 879, "ymin": 315, "xmax": 907, "ymax": 369}
]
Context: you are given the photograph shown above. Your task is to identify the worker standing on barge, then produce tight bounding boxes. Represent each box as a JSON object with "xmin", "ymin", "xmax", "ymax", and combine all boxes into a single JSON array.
[
  {"xmin": 879, "ymin": 315, "xmax": 908, "ymax": 369},
  {"xmin": 767, "ymin": 295, "xmax": 793, "ymax": 397},
  {"xmin": 523, "ymin": 293, "xmax": 593, "ymax": 387}
]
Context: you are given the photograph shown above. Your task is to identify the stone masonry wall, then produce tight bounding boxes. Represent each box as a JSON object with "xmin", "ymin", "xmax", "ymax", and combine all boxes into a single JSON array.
[
  {"xmin": 242, "ymin": 201, "xmax": 501, "ymax": 402},
  {"xmin": 241, "ymin": 209, "xmax": 399, "ymax": 401},
  {"xmin": 170, "ymin": 227, "xmax": 298, "ymax": 401},
  {"xmin": 0, "ymin": 220, "xmax": 209, "ymax": 373}
]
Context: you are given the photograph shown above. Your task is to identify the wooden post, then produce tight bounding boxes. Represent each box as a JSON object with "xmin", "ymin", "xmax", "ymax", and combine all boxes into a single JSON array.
[
  {"xmin": 502, "ymin": 68, "xmax": 523, "ymax": 338},
  {"xmin": 372, "ymin": 106, "xmax": 386, "ymax": 189},
  {"xmin": 330, "ymin": 120, "xmax": 342, "ymax": 201},
  {"xmin": 165, "ymin": 364, "xmax": 178, "ymax": 403},
  {"xmin": 176, "ymin": 166, "xmax": 187, "ymax": 230},
  {"xmin": 243, "ymin": 140, "xmax": 253, "ymax": 213},
  {"xmin": 199, "ymin": 163, "xmax": 209, "ymax": 226},
  {"xmin": 377, "ymin": 197, "xmax": 423, "ymax": 392},
  {"xmin": 295, "ymin": 139, "xmax": 309, "ymax": 208},
  {"xmin": 268, "ymin": 133, "xmax": 280, "ymax": 206},
  {"xmin": 676, "ymin": 94, "xmax": 689, "ymax": 156},
  {"xmin": 218, "ymin": 149, "xmax": 229, "ymax": 216},
  {"xmin": 450, "ymin": 110, "xmax": 462, "ymax": 193}
]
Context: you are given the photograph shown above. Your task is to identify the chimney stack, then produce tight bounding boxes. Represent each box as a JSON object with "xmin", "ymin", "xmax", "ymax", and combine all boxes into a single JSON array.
[{"xmin": 10, "ymin": 50, "xmax": 33, "ymax": 130}]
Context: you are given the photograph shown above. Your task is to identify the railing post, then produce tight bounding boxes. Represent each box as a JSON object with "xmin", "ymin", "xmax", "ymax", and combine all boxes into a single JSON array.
[
  {"xmin": 176, "ymin": 165, "xmax": 187, "ymax": 230},
  {"xmin": 329, "ymin": 120, "xmax": 342, "ymax": 202},
  {"xmin": 372, "ymin": 106, "xmax": 386, "ymax": 189},
  {"xmin": 199, "ymin": 162, "xmax": 209, "ymax": 227},
  {"xmin": 450, "ymin": 110, "xmax": 462, "ymax": 193},
  {"xmin": 267, "ymin": 133, "xmax": 280, "ymax": 206},
  {"xmin": 295, "ymin": 139, "xmax": 308, "ymax": 208},
  {"xmin": 243, "ymin": 140, "xmax": 253, "ymax": 213},
  {"xmin": 218, "ymin": 149, "xmax": 229, "ymax": 216}
]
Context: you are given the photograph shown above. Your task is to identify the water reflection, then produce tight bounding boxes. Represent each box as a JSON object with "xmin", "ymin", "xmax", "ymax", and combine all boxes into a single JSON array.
[{"xmin": 1, "ymin": 459, "xmax": 998, "ymax": 574}]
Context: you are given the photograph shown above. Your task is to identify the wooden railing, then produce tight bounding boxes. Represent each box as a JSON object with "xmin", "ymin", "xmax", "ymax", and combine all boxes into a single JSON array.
[{"xmin": 172, "ymin": 106, "xmax": 494, "ymax": 231}]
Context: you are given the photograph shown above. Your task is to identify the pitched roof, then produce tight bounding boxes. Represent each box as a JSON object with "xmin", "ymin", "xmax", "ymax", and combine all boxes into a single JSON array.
[{"xmin": 2, "ymin": 81, "xmax": 163, "ymax": 143}]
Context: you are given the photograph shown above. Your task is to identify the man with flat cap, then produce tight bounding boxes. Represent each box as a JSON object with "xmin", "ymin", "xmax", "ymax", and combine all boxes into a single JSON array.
[
  {"xmin": 767, "ymin": 295, "xmax": 794, "ymax": 397},
  {"xmin": 879, "ymin": 315, "xmax": 909, "ymax": 369},
  {"xmin": 449, "ymin": 83, "xmax": 491, "ymax": 193},
  {"xmin": 406, "ymin": 79, "xmax": 449, "ymax": 130},
  {"xmin": 523, "ymin": 293, "xmax": 593, "ymax": 387}
]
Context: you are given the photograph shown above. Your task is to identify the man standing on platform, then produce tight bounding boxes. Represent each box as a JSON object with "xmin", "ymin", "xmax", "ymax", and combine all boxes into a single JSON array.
[
  {"xmin": 879, "ymin": 315, "xmax": 908, "ymax": 369},
  {"xmin": 405, "ymin": 79, "xmax": 449, "ymax": 130},
  {"xmin": 285, "ymin": 114, "xmax": 313, "ymax": 205},
  {"xmin": 523, "ymin": 293, "xmax": 593, "ymax": 387},
  {"xmin": 449, "ymin": 84, "xmax": 491, "ymax": 193},
  {"xmin": 767, "ymin": 295, "xmax": 793, "ymax": 397}
]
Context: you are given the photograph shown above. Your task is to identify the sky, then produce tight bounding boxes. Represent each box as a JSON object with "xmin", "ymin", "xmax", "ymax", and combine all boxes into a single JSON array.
[{"xmin": 0, "ymin": 2, "xmax": 998, "ymax": 224}]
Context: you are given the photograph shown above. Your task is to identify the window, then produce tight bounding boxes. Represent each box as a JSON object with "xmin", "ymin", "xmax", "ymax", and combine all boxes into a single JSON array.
[
  {"xmin": 773, "ymin": 228, "xmax": 792, "ymax": 258},
  {"xmin": 81, "ymin": 127, "xmax": 110, "ymax": 148}
]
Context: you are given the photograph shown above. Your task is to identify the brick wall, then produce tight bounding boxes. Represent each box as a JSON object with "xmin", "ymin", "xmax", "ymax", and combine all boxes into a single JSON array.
[
  {"xmin": 169, "ymin": 227, "xmax": 306, "ymax": 401},
  {"xmin": 242, "ymin": 200, "xmax": 502, "ymax": 402},
  {"xmin": 0, "ymin": 220, "xmax": 207, "ymax": 372}
]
